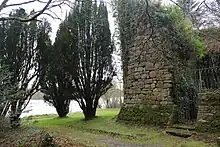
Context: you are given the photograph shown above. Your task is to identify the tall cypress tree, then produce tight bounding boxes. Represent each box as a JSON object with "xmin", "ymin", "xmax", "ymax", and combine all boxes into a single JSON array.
[
  {"xmin": 38, "ymin": 20, "xmax": 73, "ymax": 118},
  {"xmin": 68, "ymin": 0, "xmax": 115, "ymax": 120},
  {"xmin": 0, "ymin": 8, "xmax": 47, "ymax": 125}
]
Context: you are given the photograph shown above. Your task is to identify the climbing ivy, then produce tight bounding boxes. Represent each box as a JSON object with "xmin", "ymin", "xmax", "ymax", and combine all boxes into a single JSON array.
[
  {"xmin": 166, "ymin": 7, "xmax": 205, "ymax": 57},
  {"xmin": 113, "ymin": 0, "xmax": 205, "ymax": 67},
  {"xmin": 113, "ymin": 0, "xmax": 205, "ymax": 124}
]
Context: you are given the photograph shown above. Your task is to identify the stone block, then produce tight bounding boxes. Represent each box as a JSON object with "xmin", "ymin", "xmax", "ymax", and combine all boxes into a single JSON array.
[
  {"xmin": 154, "ymin": 62, "xmax": 164, "ymax": 69},
  {"xmin": 156, "ymin": 81, "xmax": 163, "ymax": 88},
  {"xmin": 151, "ymin": 83, "xmax": 156, "ymax": 88},
  {"xmin": 146, "ymin": 62, "xmax": 154, "ymax": 70},
  {"xmin": 144, "ymin": 84, "xmax": 151, "ymax": 89},
  {"xmin": 139, "ymin": 94, "xmax": 146, "ymax": 99},
  {"xmin": 138, "ymin": 67, "xmax": 144, "ymax": 72},
  {"xmin": 142, "ymin": 89, "xmax": 151, "ymax": 94},
  {"xmin": 141, "ymin": 74, "xmax": 147, "ymax": 79},
  {"xmin": 139, "ymin": 81, "xmax": 145, "ymax": 87},
  {"xmin": 164, "ymin": 80, "xmax": 172, "ymax": 83},
  {"xmin": 160, "ymin": 101, "xmax": 168, "ymax": 105},
  {"xmin": 164, "ymin": 83, "xmax": 172, "ymax": 88},
  {"xmin": 145, "ymin": 79, "xmax": 153, "ymax": 84},
  {"xmin": 150, "ymin": 71, "xmax": 156, "ymax": 78},
  {"xmin": 164, "ymin": 73, "xmax": 172, "ymax": 79},
  {"xmin": 134, "ymin": 73, "xmax": 141, "ymax": 79}
]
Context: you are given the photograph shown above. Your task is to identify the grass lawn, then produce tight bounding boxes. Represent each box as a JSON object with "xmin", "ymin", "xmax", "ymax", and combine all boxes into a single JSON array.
[{"xmin": 22, "ymin": 109, "xmax": 216, "ymax": 147}]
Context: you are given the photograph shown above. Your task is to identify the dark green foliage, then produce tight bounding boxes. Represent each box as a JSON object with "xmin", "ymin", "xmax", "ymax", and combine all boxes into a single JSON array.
[
  {"xmin": 0, "ymin": 8, "xmax": 52, "ymax": 124},
  {"xmin": 197, "ymin": 52, "xmax": 220, "ymax": 68},
  {"xmin": 64, "ymin": 0, "xmax": 115, "ymax": 120},
  {"xmin": 171, "ymin": 68, "xmax": 199, "ymax": 124},
  {"xmin": 117, "ymin": 105, "xmax": 174, "ymax": 126},
  {"xmin": 37, "ymin": 20, "xmax": 71, "ymax": 118},
  {"xmin": 40, "ymin": 0, "xmax": 115, "ymax": 119}
]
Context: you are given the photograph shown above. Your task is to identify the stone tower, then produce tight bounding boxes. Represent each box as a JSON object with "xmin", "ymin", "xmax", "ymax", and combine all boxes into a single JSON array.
[{"xmin": 117, "ymin": 3, "xmax": 176, "ymax": 125}]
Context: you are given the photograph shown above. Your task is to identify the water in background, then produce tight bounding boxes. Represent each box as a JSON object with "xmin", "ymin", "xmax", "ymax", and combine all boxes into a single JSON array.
[{"xmin": 20, "ymin": 100, "xmax": 82, "ymax": 118}]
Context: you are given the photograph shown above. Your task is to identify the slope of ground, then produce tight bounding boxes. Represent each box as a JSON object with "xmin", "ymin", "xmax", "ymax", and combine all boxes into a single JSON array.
[{"xmin": 17, "ymin": 109, "xmax": 216, "ymax": 147}]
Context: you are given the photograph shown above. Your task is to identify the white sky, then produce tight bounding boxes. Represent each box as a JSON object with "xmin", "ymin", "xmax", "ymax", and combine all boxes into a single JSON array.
[{"xmin": 0, "ymin": 0, "xmax": 172, "ymax": 41}]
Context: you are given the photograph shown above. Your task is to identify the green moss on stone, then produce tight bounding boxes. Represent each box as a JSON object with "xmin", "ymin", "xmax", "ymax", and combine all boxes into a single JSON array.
[
  {"xmin": 197, "ymin": 91, "xmax": 220, "ymax": 132},
  {"xmin": 117, "ymin": 105, "xmax": 174, "ymax": 126},
  {"xmin": 196, "ymin": 112, "xmax": 220, "ymax": 133}
]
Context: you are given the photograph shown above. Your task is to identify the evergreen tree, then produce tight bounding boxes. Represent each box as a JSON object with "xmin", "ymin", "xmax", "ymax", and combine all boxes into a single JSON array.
[
  {"xmin": 68, "ymin": 0, "xmax": 115, "ymax": 120},
  {"xmin": 38, "ymin": 20, "xmax": 72, "ymax": 118},
  {"xmin": 0, "ymin": 63, "xmax": 19, "ymax": 117},
  {"xmin": 0, "ymin": 8, "xmax": 48, "ymax": 125}
]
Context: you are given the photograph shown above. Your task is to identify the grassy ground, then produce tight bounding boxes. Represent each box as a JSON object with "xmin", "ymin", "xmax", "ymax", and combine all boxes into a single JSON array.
[{"xmin": 21, "ymin": 109, "xmax": 216, "ymax": 147}]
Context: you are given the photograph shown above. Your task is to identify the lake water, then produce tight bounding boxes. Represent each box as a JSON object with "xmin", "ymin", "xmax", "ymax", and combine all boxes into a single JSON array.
[
  {"xmin": 20, "ymin": 97, "xmax": 122, "ymax": 118},
  {"xmin": 20, "ymin": 100, "xmax": 82, "ymax": 118}
]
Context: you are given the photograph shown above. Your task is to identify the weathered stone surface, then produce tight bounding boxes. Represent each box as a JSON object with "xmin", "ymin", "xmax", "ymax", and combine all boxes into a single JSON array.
[
  {"xmin": 164, "ymin": 83, "xmax": 172, "ymax": 88},
  {"xmin": 149, "ymin": 71, "xmax": 156, "ymax": 78},
  {"xmin": 139, "ymin": 94, "xmax": 146, "ymax": 99},
  {"xmin": 164, "ymin": 73, "xmax": 172, "ymax": 79},
  {"xmin": 142, "ymin": 89, "xmax": 151, "ymax": 94},
  {"xmin": 156, "ymin": 81, "xmax": 163, "ymax": 88},
  {"xmin": 117, "ymin": 9, "xmax": 175, "ymax": 125},
  {"xmin": 154, "ymin": 62, "xmax": 164, "ymax": 69},
  {"xmin": 138, "ymin": 67, "xmax": 144, "ymax": 72},
  {"xmin": 146, "ymin": 62, "xmax": 154, "ymax": 70},
  {"xmin": 144, "ymin": 84, "xmax": 151, "ymax": 88},
  {"xmin": 145, "ymin": 79, "xmax": 153, "ymax": 84},
  {"xmin": 141, "ymin": 74, "xmax": 147, "ymax": 79},
  {"xmin": 196, "ymin": 92, "xmax": 220, "ymax": 132},
  {"xmin": 151, "ymin": 83, "xmax": 156, "ymax": 89}
]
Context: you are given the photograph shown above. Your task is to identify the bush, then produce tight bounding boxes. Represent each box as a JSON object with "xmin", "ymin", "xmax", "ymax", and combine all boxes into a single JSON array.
[{"xmin": 39, "ymin": 133, "xmax": 58, "ymax": 147}]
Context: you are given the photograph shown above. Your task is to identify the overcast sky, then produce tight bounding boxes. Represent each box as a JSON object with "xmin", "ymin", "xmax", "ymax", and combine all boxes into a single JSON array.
[
  {"xmin": 1, "ymin": 0, "xmax": 172, "ymax": 41},
  {"xmin": 1, "ymin": 0, "xmax": 173, "ymax": 88}
]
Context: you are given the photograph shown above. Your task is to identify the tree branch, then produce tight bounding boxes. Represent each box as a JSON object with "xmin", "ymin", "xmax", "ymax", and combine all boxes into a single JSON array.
[
  {"xmin": 0, "ymin": 0, "xmax": 9, "ymax": 13},
  {"xmin": 6, "ymin": 0, "xmax": 36, "ymax": 7},
  {"xmin": 0, "ymin": 0, "xmax": 54, "ymax": 22},
  {"xmin": 145, "ymin": 0, "xmax": 153, "ymax": 40}
]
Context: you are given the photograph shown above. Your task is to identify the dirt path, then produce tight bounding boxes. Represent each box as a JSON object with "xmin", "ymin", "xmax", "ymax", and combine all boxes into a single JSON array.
[
  {"xmin": 97, "ymin": 136, "xmax": 162, "ymax": 147},
  {"xmin": 42, "ymin": 126, "xmax": 164, "ymax": 147}
]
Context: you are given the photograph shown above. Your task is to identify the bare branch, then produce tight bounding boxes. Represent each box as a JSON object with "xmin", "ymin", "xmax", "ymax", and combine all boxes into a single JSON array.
[
  {"xmin": 21, "ymin": 0, "xmax": 53, "ymax": 22},
  {"xmin": 0, "ymin": 0, "xmax": 9, "ymax": 12},
  {"xmin": 169, "ymin": 0, "xmax": 184, "ymax": 9},
  {"xmin": 145, "ymin": 0, "xmax": 153, "ymax": 40},
  {"xmin": 6, "ymin": 0, "xmax": 36, "ymax": 7},
  {"xmin": 0, "ymin": 0, "xmax": 71, "ymax": 22}
]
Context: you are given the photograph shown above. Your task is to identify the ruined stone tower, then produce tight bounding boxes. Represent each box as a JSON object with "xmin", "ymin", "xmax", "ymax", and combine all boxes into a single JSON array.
[
  {"xmin": 117, "ymin": 33, "xmax": 175, "ymax": 125},
  {"xmin": 117, "ymin": 2, "xmax": 176, "ymax": 125}
]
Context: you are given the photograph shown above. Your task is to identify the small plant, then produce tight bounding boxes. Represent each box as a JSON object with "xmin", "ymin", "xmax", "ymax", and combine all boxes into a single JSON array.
[{"xmin": 40, "ymin": 133, "xmax": 58, "ymax": 147}]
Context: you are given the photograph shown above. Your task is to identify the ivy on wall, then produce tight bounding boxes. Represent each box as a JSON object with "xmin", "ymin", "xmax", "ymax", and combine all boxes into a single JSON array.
[
  {"xmin": 113, "ymin": 0, "xmax": 206, "ymax": 124},
  {"xmin": 113, "ymin": 0, "xmax": 205, "ymax": 68}
]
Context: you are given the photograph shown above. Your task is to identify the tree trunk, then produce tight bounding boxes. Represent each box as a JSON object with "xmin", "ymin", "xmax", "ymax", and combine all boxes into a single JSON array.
[
  {"xmin": 56, "ymin": 106, "xmax": 69, "ymax": 118},
  {"xmin": 10, "ymin": 100, "xmax": 20, "ymax": 128},
  {"xmin": 1, "ymin": 101, "xmax": 10, "ymax": 117},
  {"xmin": 55, "ymin": 100, "xmax": 69, "ymax": 118},
  {"xmin": 83, "ymin": 107, "xmax": 96, "ymax": 120}
]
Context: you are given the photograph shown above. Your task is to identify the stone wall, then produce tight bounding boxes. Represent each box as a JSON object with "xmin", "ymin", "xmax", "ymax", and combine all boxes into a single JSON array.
[
  {"xmin": 123, "ymin": 36, "xmax": 173, "ymax": 107},
  {"xmin": 196, "ymin": 91, "xmax": 220, "ymax": 132},
  {"xmin": 118, "ymin": 20, "xmax": 175, "ymax": 125}
]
